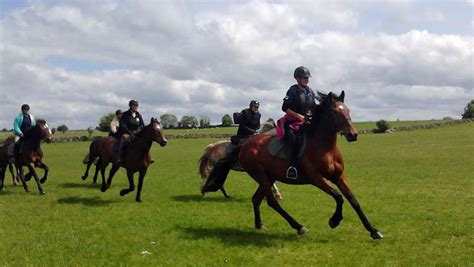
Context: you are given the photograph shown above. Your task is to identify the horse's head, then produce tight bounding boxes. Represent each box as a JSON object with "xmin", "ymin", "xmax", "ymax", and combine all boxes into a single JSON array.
[
  {"xmin": 26, "ymin": 119, "xmax": 53, "ymax": 143},
  {"xmin": 316, "ymin": 91, "xmax": 358, "ymax": 142},
  {"xmin": 150, "ymin": 118, "xmax": 168, "ymax": 147}
]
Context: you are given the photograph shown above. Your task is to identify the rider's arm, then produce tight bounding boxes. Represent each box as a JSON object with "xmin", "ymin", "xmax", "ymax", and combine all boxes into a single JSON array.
[
  {"xmin": 135, "ymin": 113, "xmax": 145, "ymax": 134},
  {"xmin": 13, "ymin": 116, "xmax": 23, "ymax": 136},
  {"xmin": 286, "ymin": 108, "xmax": 305, "ymax": 122}
]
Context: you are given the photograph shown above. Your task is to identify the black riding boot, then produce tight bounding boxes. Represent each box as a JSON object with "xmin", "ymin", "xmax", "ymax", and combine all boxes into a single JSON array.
[
  {"xmin": 117, "ymin": 141, "xmax": 125, "ymax": 163},
  {"xmin": 286, "ymin": 129, "xmax": 300, "ymax": 179}
]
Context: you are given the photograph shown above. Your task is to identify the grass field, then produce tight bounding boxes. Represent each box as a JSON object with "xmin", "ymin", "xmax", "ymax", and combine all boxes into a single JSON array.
[{"xmin": 0, "ymin": 123, "xmax": 472, "ymax": 266}]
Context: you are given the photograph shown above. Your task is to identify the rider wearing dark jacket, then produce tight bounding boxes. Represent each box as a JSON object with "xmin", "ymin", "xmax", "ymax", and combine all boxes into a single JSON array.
[
  {"xmin": 202, "ymin": 100, "xmax": 261, "ymax": 195},
  {"xmin": 282, "ymin": 66, "xmax": 317, "ymax": 179},
  {"xmin": 117, "ymin": 100, "xmax": 144, "ymax": 163},
  {"xmin": 237, "ymin": 100, "xmax": 261, "ymax": 139}
]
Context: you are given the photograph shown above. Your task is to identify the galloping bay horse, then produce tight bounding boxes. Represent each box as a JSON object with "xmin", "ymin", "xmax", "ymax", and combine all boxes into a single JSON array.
[
  {"xmin": 99, "ymin": 118, "xmax": 167, "ymax": 202},
  {"xmin": 239, "ymin": 91, "xmax": 383, "ymax": 239},
  {"xmin": 0, "ymin": 120, "xmax": 52, "ymax": 194},
  {"xmin": 198, "ymin": 121, "xmax": 282, "ymax": 200}
]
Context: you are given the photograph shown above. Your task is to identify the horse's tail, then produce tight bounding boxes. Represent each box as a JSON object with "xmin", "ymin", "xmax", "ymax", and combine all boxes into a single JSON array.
[{"xmin": 198, "ymin": 152, "xmax": 213, "ymax": 179}]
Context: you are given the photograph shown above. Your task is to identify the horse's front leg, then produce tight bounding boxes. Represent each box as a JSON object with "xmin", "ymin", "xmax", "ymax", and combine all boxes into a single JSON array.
[
  {"xmin": 336, "ymin": 174, "xmax": 383, "ymax": 239},
  {"xmin": 120, "ymin": 169, "xmax": 135, "ymax": 197},
  {"xmin": 27, "ymin": 163, "xmax": 45, "ymax": 195},
  {"xmin": 310, "ymin": 177, "xmax": 344, "ymax": 228},
  {"xmin": 37, "ymin": 162, "xmax": 49, "ymax": 184},
  {"xmin": 135, "ymin": 168, "xmax": 148, "ymax": 203},
  {"xmin": 102, "ymin": 164, "xmax": 119, "ymax": 192},
  {"xmin": 17, "ymin": 164, "xmax": 30, "ymax": 192}
]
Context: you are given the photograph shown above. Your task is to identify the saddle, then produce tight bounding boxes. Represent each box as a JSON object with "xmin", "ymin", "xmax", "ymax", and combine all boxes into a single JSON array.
[{"xmin": 267, "ymin": 135, "xmax": 307, "ymax": 160}]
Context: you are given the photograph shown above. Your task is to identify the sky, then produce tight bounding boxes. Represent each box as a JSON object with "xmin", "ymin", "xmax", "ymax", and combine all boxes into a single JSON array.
[{"xmin": 0, "ymin": 0, "xmax": 473, "ymax": 129}]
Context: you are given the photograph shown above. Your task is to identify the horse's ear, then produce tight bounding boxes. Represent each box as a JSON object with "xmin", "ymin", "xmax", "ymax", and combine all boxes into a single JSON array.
[
  {"xmin": 327, "ymin": 92, "xmax": 334, "ymax": 103},
  {"xmin": 338, "ymin": 90, "xmax": 345, "ymax": 102},
  {"xmin": 150, "ymin": 118, "xmax": 154, "ymax": 123}
]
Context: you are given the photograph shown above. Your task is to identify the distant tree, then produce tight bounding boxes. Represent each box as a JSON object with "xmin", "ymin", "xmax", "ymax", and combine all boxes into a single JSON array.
[
  {"xmin": 57, "ymin": 124, "xmax": 68, "ymax": 133},
  {"xmin": 98, "ymin": 112, "xmax": 115, "ymax": 132},
  {"xmin": 374, "ymin": 120, "xmax": 390, "ymax": 133},
  {"xmin": 1, "ymin": 128, "xmax": 7, "ymax": 132},
  {"xmin": 199, "ymin": 115, "xmax": 211, "ymax": 128},
  {"xmin": 160, "ymin": 114, "xmax": 178, "ymax": 129},
  {"xmin": 180, "ymin": 115, "xmax": 199, "ymax": 129},
  {"xmin": 462, "ymin": 100, "xmax": 474, "ymax": 119},
  {"xmin": 222, "ymin": 114, "xmax": 233, "ymax": 127},
  {"xmin": 443, "ymin": 116, "xmax": 453, "ymax": 121}
]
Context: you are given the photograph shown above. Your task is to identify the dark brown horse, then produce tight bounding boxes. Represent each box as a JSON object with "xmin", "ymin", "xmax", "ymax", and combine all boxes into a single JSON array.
[
  {"xmin": 0, "ymin": 120, "xmax": 52, "ymax": 194},
  {"xmin": 239, "ymin": 91, "xmax": 383, "ymax": 239},
  {"xmin": 99, "ymin": 118, "xmax": 167, "ymax": 202},
  {"xmin": 81, "ymin": 137, "xmax": 105, "ymax": 184}
]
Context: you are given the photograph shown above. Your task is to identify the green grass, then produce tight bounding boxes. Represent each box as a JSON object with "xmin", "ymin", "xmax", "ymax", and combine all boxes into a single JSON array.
[{"xmin": 0, "ymin": 123, "xmax": 472, "ymax": 266}]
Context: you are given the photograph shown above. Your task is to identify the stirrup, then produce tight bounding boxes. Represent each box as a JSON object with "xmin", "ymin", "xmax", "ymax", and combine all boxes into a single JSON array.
[{"xmin": 286, "ymin": 166, "xmax": 298, "ymax": 179}]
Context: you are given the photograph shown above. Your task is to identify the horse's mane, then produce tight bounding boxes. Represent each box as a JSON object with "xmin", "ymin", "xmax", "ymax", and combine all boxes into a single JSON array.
[{"xmin": 307, "ymin": 91, "xmax": 339, "ymax": 134}]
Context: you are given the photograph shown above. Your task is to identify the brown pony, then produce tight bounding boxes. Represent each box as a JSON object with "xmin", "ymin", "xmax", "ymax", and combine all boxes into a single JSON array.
[
  {"xmin": 0, "ymin": 120, "xmax": 52, "ymax": 194},
  {"xmin": 99, "ymin": 118, "xmax": 167, "ymax": 202},
  {"xmin": 81, "ymin": 137, "xmax": 105, "ymax": 184},
  {"xmin": 239, "ymin": 91, "xmax": 383, "ymax": 239},
  {"xmin": 198, "ymin": 121, "xmax": 282, "ymax": 200}
]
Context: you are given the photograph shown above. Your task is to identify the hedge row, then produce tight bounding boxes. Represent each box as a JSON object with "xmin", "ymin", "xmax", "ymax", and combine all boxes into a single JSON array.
[{"xmin": 0, "ymin": 119, "xmax": 472, "ymax": 144}]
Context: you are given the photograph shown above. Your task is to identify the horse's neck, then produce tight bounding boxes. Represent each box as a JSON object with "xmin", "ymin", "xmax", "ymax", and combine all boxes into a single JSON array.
[
  {"xmin": 307, "ymin": 119, "xmax": 338, "ymax": 152},
  {"xmin": 24, "ymin": 132, "xmax": 41, "ymax": 151},
  {"xmin": 131, "ymin": 130, "xmax": 153, "ymax": 155}
]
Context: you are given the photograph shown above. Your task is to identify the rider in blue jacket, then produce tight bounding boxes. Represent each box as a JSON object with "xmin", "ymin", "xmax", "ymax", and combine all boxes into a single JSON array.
[{"xmin": 8, "ymin": 104, "xmax": 36, "ymax": 162}]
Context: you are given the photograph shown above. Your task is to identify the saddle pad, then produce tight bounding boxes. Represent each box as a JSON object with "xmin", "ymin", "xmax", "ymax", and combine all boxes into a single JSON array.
[{"xmin": 267, "ymin": 136, "xmax": 307, "ymax": 160}]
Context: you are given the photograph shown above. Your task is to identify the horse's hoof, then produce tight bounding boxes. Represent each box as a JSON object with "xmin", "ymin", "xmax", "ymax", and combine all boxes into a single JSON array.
[
  {"xmin": 101, "ymin": 186, "xmax": 107, "ymax": 193},
  {"xmin": 297, "ymin": 227, "xmax": 309, "ymax": 235},
  {"xmin": 25, "ymin": 188, "xmax": 31, "ymax": 193},
  {"xmin": 136, "ymin": 198, "xmax": 142, "ymax": 203},
  {"xmin": 119, "ymin": 190, "xmax": 127, "ymax": 196},
  {"xmin": 39, "ymin": 190, "xmax": 46, "ymax": 195},
  {"xmin": 81, "ymin": 176, "xmax": 87, "ymax": 180},
  {"xmin": 371, "ymin": 230, "xmax": 384, "ymax": 240},
  {"xmin": 223, "ymin": 195, "xmax": 231, "ymax": 199},
  {"xmin": 256, "ymin": 224, "xmax": 267, "ymax": 230},
  {"xmin": 329, "ymin": 216, "xmax": 342, "ymax": 228}
]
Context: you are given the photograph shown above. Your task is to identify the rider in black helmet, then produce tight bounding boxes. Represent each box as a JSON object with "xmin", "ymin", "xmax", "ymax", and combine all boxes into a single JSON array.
[
  {"xmin": 281, "ymin": 66, "xmax": 317, "ymax": 179},
  {"xmin": 117, "ymin": 100, "xmax": 144, "ymax": 163},
  {"xmin": 202, "ymin": 100, "xmax": 262, "ymax": 195},
  {"xmin": 236, "ymin": 100, "xmax": 261, "ymax": 141}
]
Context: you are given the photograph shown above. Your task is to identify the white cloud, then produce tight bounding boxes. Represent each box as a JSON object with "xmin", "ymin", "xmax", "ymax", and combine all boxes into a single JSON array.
[{"xmin": 0, "ymin": 0, "xmax": 472, "ymax": 129}]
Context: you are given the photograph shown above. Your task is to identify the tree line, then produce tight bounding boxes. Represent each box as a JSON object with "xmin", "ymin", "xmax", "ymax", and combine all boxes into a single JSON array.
[{"xmin": 97, "ymin": 113, "xmax": 234, "ymax": 132}]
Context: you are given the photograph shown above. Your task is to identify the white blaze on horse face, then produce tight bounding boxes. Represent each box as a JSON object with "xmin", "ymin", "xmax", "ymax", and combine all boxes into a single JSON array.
[
  {"xmin": 45, "ymin": 124, "xmax": 52, "ymax": 135},
  {"xmin": 338, "ymin": 105, "xmax": 345, "ymax": 110}
]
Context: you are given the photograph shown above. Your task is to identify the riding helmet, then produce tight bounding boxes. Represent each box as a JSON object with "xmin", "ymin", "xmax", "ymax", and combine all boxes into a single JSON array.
[
  {"xmin": 129, "ymin": 100, "xmax": 139, "ymax": 107},
  {"xmin": 293, "ymin": 66, "xmax": 311, "ymax": 79},
  {"xmin": 21, "ymin": 104, "xmax": 30, "ymax": 111},
  {"xmin": 250, "ymin": 100, "xmax": 260, "ymax": 108}
]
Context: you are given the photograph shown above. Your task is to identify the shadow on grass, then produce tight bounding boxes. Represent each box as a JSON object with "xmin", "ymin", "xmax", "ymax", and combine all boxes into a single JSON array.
[
  {"xmin": 171, "ymin": 194, "xmax": 248, "ymax": 203},
  {"xmin": 57, "ymin": 196, "xmax": 117, "ymax": 206},
  {"xmin": 177, "ymin": 225, "xmax": 330, "ymax": 247},
  {"xmin": 60, "ymin": 182, "xmax": 100, "ymax": 189}
]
